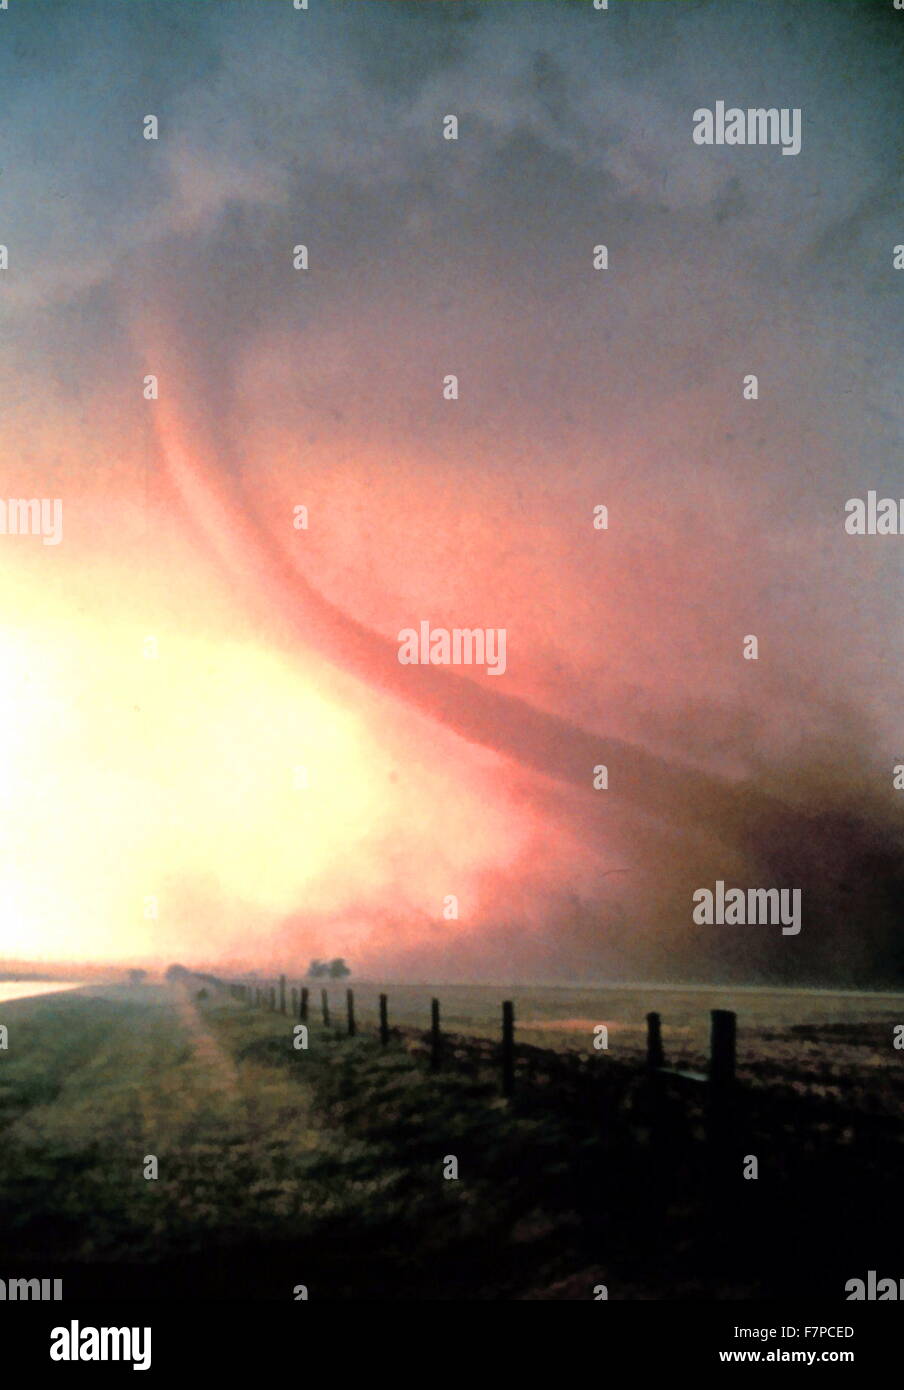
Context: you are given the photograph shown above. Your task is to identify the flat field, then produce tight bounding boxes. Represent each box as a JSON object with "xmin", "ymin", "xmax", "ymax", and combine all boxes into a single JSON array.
[{"xmin": 0, "ymin": 980, "xmax": 900, "ymax": 1300}]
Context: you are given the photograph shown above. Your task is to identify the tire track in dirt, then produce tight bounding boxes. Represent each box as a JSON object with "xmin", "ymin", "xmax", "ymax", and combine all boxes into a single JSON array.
[{"xmin": 173, "ymin": 984, "xmax": 240, "ymax": 1094}]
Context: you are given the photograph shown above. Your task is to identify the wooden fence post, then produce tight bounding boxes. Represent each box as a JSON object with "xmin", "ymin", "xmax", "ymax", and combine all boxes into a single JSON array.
[
  {"xmin": 346, "ymin": 988, "xmax": 356, "ymax": 1037},
  {"xmin": 430, "ymin": 998, "xmax": 441, "ymax": 1072},
  {"xmin": 300, "ymin": 986, "xmax": 309, "ymax": 1022},
  {"xmin": 707, "ymin": 1009, "xmax": 737, "ymax": 1156},
  {"xmin": 290, "ymin": 986, "xmax": 297, "ymax": 1016},
  {"xmin": 710, "ymin": 1009, "xmax": 736, "ymax": 1088},
  {"xmin": 321, "ymin": 989, "xmax": 330, "ymax": 1026},
  {"xmin": 379, "ymin": 993, "xmax": 389, "ymax": 1046},
  {"xmin": 502, "ymin": 1000, "xmax": 515, "ymax": 1097},
  {"xmin": 279, "ymin": 975, "xmax": 287, "ymax": 1015},
  {"xmin": 646, "ymin": 1011, "xmax": 665, "ymax": 1070},
  {"xmin": 269, "ymin": 986, "xmax": 276, "ymax": 1012}
]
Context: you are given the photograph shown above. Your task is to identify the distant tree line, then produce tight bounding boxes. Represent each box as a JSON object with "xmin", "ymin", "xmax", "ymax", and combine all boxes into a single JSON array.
[
  {"xmin": 307, "ymin": 958, "xmax": 350, "ymax": 979},
  {"xmin": 164, "ymin": 960, "xmax": 353, "ymax": 984}
]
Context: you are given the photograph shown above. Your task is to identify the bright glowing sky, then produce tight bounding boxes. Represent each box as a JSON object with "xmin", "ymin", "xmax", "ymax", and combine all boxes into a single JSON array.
[{"xmin": 1, "ymin": 0, "xmax": 902, "ymax": 982}]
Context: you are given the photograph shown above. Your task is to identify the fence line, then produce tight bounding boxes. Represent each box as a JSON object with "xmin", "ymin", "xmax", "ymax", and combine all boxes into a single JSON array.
[{"xmin": 217, "ymin": 973, "xmax": 738, "ymax": 1124}]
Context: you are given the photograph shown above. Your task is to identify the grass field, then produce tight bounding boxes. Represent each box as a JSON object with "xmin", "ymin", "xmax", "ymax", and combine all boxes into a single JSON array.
[
  {"xmin": 1, "ymin": 979, "xmax": 902, "ymax": 1300},
  {"xmin": 336, "ymin": 977, "xmax": 904, "ymax": 1075}
]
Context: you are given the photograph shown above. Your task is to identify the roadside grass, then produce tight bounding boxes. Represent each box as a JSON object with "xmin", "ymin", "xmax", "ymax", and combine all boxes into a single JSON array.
[
  {"xmin": 0, "ymin": 990, "xmax": 595, "ymax": 1293},
  {"xmin": 2, "ymin": 985, "xmax": 902, "ymax": 1298},
  {"xmin": 204, "ymin": 1002, "xmax": 603, "ymax": 1295}
]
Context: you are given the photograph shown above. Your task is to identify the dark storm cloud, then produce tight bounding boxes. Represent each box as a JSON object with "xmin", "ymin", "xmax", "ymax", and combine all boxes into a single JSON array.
[{"xmin": 5, "ymin": 0, "xmax": 903, "ymax": 981}]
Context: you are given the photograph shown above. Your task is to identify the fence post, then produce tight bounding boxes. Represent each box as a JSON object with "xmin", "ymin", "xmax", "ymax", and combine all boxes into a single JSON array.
[
  {"xmin": 279, "ymin": 974, "xmax": 287, "ymax": 1015},
  {"xmin": 269, "ymin": 986, "xmax": 276, "ymax": 1012},
  {"xmin": 430, "ymin": 998, "xmax": 441, "ymax": 1072},
  {"xmin": 300, "ymin": 986, "xmax": 309, "ymax": 1022},
  {"xmin": 346, "ymin": 988, "xmax": 356, "ymax": 1037},
  {"xmin": 710, "ymin": 1010, "xmax": 736, "ymax": 1087},
  {"xmin": 321, "ymin": 989, "xmax": 330, "ymax": 1027},
  {"xmin": 646, "ymin": 1011, "xmax": 665, "ymax": 1070},
  {"xmin": 379, "ymin": 993, "xmax": 389, "ymax": 1046},
  {"xmin": 291, "ymin": 986, "xmax": 298, "ymax": 1016},
  {"xmin": 707, "ymin": 1009, "xmax": 737, "ymax": 1156},
  {"xmin": 502, "ymin": 1000, "xmax": 515, "ymax": 1098}
]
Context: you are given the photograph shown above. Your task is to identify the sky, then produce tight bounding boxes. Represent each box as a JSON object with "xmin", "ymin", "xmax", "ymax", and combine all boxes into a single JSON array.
[{"xmin": 1, "ymin": 0, "xmax": 902, "ymax": 984}]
